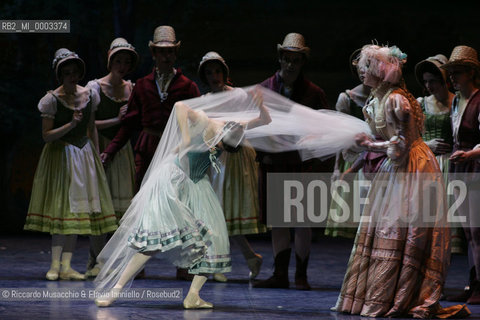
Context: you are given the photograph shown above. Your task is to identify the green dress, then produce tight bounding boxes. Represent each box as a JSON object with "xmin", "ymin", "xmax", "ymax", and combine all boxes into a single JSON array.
[
  {"xmin": 24, "ymin": 90, "xmax": 118, "ymax": 235},
  {"xmin": 215, "ymin": 142, "xmax": 266, "ymax": 235},
  {"xmin": 419, "ymin": 95, "xmax": 466, "ymax": 254},
  {"xmin": 87, "ymin": 80, "xmax": 135, "ymax": 220},
  {"xmin": 209, "ymin": 88, "xmax": 266, "ymax": 236}
]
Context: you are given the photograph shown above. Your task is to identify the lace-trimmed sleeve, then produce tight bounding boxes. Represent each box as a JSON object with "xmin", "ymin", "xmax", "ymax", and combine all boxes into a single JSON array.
[{"xmin": 38, "ymin": 92, "xmax": 57, "ymax": 119}]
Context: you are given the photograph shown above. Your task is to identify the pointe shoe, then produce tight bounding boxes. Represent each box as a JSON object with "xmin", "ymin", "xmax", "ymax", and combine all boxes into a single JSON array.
[
  {"xmin": 59, "ymin": 267, "xmax": 86, "ymax": 280},
  {"xmin": 46, "ymin": 268, "xmax": 60, "ymax": 281},
  {"xmin": 95, "ymin": 288, "xmax": 120, "ymax": 307},
  {"xmin": 247, "ymin": 254, "xmax": 263, "ymax": 280},
  {"xmin": 85, "ymin": 266, "xmax": 101, "ymax": 278},
  {"xmin": 183, "ymin": 292, "xmax": 213, "ymax": 309},
  {"xmin": 213, "ymin": 273, "xmax": 227, "ymax": 282}
]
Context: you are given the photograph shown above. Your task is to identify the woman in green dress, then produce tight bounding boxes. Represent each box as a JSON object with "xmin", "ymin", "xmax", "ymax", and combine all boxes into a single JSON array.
[
  {"xmin": 414, "ymin": 54, "xmax": 464, "ymax": 255},
  {"xmin": 85, "ymin": 38, "xmax": 138, "ymax": 277},
  {"xmin": 24, "ymin": 48, "xmax": 118, "ymax": 280},
  {"xmin": 197, "ymin": 52, "xmax": 265, "ymax": 282},
  {"xmin": 414, "ymin": 54, "xmax": 455, "ymax": 181}
]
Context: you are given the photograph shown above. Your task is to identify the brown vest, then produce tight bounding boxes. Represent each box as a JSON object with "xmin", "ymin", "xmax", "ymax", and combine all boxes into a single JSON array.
[{"xmin": 453, "ymin": 90, "xmax": 480, "ymax": 151}]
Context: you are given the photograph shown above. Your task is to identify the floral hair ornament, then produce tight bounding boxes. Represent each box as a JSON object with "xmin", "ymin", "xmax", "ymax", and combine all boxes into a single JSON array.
[{"xmin": 389, "ymin": 46, "xmax": 407, "ymax": 61}]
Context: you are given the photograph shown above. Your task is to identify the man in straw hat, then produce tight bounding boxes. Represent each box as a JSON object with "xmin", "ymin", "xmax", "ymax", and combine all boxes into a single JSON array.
[
  {"xmin": 254, "ymin": 32, "xmax": 332, "ymax": 291},
  {"xmin": 100, "ymin": 25, "xmax": 200, "ymax": 281},
  {"xmin": 442, "ymin": 45, "xmax": 480, "ymax": 304}
]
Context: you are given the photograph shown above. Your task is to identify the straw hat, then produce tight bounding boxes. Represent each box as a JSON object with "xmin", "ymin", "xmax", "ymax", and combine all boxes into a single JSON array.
[
  {"xmin": 277, "ymin": 33, "xmax": 310, "ymax": 57},
  {"xmin": 52, "ymin": 48, "xmax": 85, "ymax": 82},
  {"xmin": 148, "ymin": 25, "xmax": 181, "ymax": 48},
  {"xmin": 198, "ymin": 51, "xmax": 229, "ymax": 84},
  {"xmin": 441, "ymin": 45, "xmax": 480, "ymax": 75},
  {"xmin": 107, "ymin": 37, "xmax": 138, "ymax": 72},
  {"xmin": 414, "ymin": 54, "xmax": 449, "ymax": 88}
]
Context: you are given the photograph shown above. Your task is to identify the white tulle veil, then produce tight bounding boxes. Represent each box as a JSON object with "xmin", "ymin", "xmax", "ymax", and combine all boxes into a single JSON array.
[
  {"xmin": 94, "ymin": 85, "xmax": 371, "ymax": 291},
  {"xmin": 146, "ymin": 85, "xmax": 371, "ymax": 177}
]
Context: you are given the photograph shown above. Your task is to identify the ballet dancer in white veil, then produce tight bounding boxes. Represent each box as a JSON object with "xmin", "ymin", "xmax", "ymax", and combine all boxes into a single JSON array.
[{"xmin": 94, "ymin": 85, "xmax": 370, "ymax": 309}]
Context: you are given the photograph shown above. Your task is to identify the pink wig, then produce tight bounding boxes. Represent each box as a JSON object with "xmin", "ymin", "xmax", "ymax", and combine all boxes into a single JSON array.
[{"xmin": 358, "ymin": 44, "xmax": 407, "ymax": 84}]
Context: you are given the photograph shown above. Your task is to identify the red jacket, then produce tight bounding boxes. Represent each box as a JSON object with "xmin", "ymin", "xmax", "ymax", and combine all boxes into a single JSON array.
[
  {"xmin": 259, "ymin": 72, "xmax": 332, "ymax": 170},
  {"xmin": 104, "ymin": 69, "xmax": 200, "ymax": 157},
  {"xmin": 261, "ymin": 71, "xmax": 329, "ymax": 110}
]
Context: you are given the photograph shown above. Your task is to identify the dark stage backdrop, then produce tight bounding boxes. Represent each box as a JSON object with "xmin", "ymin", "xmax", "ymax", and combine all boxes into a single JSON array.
[{"xmin": 1, "ymin": 0, "xmax": 479, "ymax": 234}]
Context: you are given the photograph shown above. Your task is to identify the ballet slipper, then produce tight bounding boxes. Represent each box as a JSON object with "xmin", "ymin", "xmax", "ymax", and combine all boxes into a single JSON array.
[
  {"xmin": 46, "ymin": 261, "xmax": 60, "ymax": 281},
  {"xmin": 85, "ymin": 265, "xmax": 101, "ymax": 278},
  {"xmin": 46, "ymin": 268, "xmax": 60, "ymax": 281},
  {"xmin": 183, "ymin": 292, "xmax": 213, "ymax": 309},
  {"xmin": 213, "ymin": 273, "xmax": 227, "ymax": 282},
  {"xmin": 247, "ymin": 253, "xmax": 263, "ymax": 280},
  {"xmin": 46, "ymin": 269, "xmax": 59, "ymax": 281},
  {"xmin": 59, "ymin": 267, "xmax": 86, "ymax": 280},
  {"xmin": 95, "ymin": 288, "xmax": 121, "ymax": 307}
]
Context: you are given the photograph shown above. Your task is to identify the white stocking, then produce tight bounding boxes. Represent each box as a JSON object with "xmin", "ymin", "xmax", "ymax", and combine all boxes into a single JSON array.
[
  {"xmin": 61, "ymin": 252, "xmax": 73, "ymax": 272},
  {"xmin": 188, "ymin": 275, "xmax": 208, "ymax": 295},
  {"xmin": 183, "ymin": 275, "xmax": 213, "ymax": 308},
  {"xmin": 50, "ymin": 235, "xmax": 64, "ymax": 269},
  {"xmin": 114, "ymin": 253, "xmax": 151, "ymax": 289}
]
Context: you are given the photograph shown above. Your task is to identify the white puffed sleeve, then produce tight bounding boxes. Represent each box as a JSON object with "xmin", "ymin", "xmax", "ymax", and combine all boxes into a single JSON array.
[
  {"xmin": 37, "ymin": 92, "xmax": 57, "ymax": 119},
  {"xmin": 89, "ymin": 86, "xmax": 101, "ymax": 112},
  {"xmin": 416, "ymin": 96, "xmax": 424, "ymax": 108},
  {"xmin": 86, "ymin": 80, "xmax": 101, "ymax": 95},
  {"xmin": 335, "ymin": 92, "xmax": 351, "ymax": 114}
]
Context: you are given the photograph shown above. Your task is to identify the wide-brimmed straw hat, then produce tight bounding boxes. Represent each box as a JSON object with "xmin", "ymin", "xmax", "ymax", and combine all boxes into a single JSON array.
[
  {"xmin": 198, "ymin": 51, "xmax": 229, "ymax": 84},
  {"xmin": 52, "ymin": 48, "xmax": 85, "ymax": 82},
  {"xmin": 441, "ymin": 46, "xmax": 480, "ymax": 75},
  {"xmin": 107, "ymin": 37, "xmax": 138, "ymax": 72},
  {"xmin": 277, "ymin": 33, "xmax": 310, "ymax": 57},
  {"xmin": 414, "ymin": 54, "xmax": 449, "ymax": 88},
  {"xmin": 148, "ymin": 25, "xmax": 181, "ymax": 48}
]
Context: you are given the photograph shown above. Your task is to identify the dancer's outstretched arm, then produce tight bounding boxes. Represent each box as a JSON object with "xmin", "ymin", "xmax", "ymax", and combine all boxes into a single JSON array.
[{"xmin": 244, "ymin": 89, "xmax": 272, "ymax": 130}]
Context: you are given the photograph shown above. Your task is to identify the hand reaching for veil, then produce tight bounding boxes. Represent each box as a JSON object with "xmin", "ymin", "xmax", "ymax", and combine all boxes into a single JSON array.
[{"xmin": 246, "ymin": 87, "xmax": 272, "ymax": 130}]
